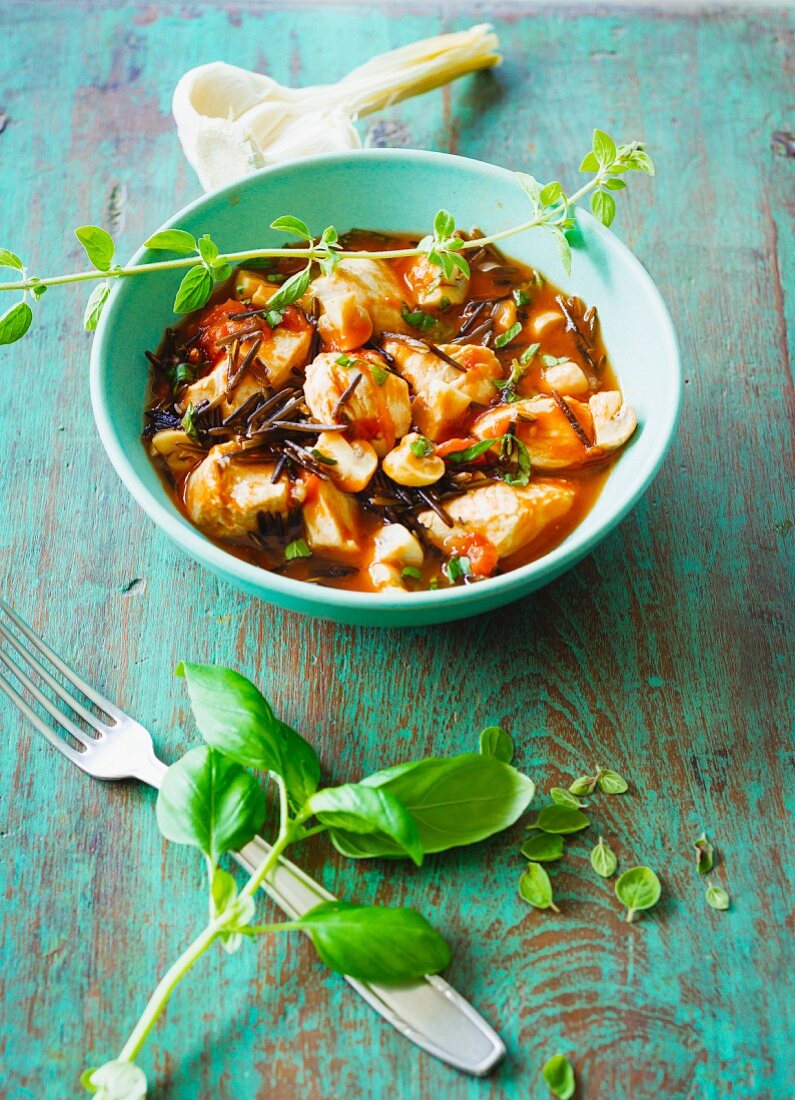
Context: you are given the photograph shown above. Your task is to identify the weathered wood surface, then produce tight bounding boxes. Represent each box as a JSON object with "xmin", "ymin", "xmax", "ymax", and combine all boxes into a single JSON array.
[{"xmin": 0, "ymin": 2, "xmax": 793, "ymax": 1097}]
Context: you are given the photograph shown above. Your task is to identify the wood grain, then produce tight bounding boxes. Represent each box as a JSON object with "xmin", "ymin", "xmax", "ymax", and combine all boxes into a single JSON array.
[{"xmin": 0, "ymin": 2, "xmax": 793, "ymax": 1098}]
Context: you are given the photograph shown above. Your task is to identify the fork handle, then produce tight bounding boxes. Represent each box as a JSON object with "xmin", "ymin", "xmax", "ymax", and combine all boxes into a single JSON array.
[{"xmin": 233, "ymin": 836, "xmax": 504, "ymax": 1077}]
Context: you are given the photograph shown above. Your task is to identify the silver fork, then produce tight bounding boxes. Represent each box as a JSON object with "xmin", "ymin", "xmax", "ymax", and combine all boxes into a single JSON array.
[{"xmin": 0, "ymin": 598, "xmax": 504, "ymax": 1077}]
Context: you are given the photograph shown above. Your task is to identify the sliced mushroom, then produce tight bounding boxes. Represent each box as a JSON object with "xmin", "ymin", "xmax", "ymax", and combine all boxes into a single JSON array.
[
  {"xmin": 149, "ymin": 429, "xmax": 204, "ymax": 476},
  {"xmin": 313, "ymin": 431, "xmax": 378, "ymax": 493},
  {"xmin": 589, "ymin": 391, "xmax": 638, "ymax": 450},
  {"xmin": 382, "ymin": 433, "xmax": 445, "ymax": 487}
]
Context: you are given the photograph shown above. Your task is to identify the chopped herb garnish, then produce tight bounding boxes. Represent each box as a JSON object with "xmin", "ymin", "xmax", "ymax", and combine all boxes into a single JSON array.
[
  {"xmin": 500, "ymin": 434, "xmax": 532, "ymax": 487},
  {"xmin": 264, "ymin": 308, "xmax": 284, "ymax": 329},
  {"xmin": 170, "ymin": 362, "xmax": 198, "ymax": 389},
  {"xmin": 494, "ymin": 345, "xmax": 539, "ymax": 402},
  {"xmin": 444, "ymin": 438, "xmax": 496, "ymax": 463},
  {"xmin": 494, "ymin": 321, "xmax": 522, "ymax": 348},
  {"xmin": 266, "ymin": 273, "xmax": 286, "ymax": 284},
  {"xmin": 446, "ymin": 555, "xmax": 472, "ymax": 583},
  {"xmin": 429, "ymin": 578, "xmax": 440, "ymax": 590},
  {"xmin": 370, "ymin": 363, "xmax": 388, "ymax": 386},
  {"xmin": 542, "ymin": 353, "xmax": 572, "ymax": 368},
  {"xmin": 181, "ymin": 402, "xmax": 199, "ymax": 442},
  {"xmin": 438, "ymin": 295, "xmax": 451, "ymax": 311},
  {"xmin": 285, "ymin": 538, "xmax": 311, "ymax": 561},
  {"xmin": 402, "ymin": 303, "xmax": 436, "ymax": 332},
  {"xmin": 519, "ymin": 341, "xmax": 541, "ymax": 365},
  {"xmin": 336, "ymin": 354, "xmax": 356, "ymax": 368},
  {"xmin": 310, "ymin": 449, "xmax": 337, "ymax": 466},
  {"xmin": 409, "ymin": 436, "xmax": 434, "ymax": 458},
  {"xmin": 401, "ymin": 565, "xmax": 422, "ymax": 582},
  {"xmin": 513, "ymin": 286, "xmax": 530, "ymax": 307}
]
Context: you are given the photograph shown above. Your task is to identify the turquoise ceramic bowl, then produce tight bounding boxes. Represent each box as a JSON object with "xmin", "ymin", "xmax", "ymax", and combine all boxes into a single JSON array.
[{"xmin": 91, "ymin": 149, "xmax": 681, "ymax": 627}]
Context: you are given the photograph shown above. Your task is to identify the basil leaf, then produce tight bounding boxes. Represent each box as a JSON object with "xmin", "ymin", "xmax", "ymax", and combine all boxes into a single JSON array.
[
  {"xmin": 270, "ymin": 215, "xmax": 312, "ymax": 241},
  {"xmin": 83, "ymin": 283, "xmax": 109, "ymax": 331},
  {"xmin": 81, "ymin": 1059, "xmax": 147, "ymax": 1099},
  {"xmin": 307, "ymin": 783, "xmax": 423, "ymax": 865},
  {"xmin": 296, "ymin": 901, "xmax": 450, "ymax": 982},
  {"xmin": 494, "ymin": 321, "xmax": 521, "ymax": 349},
  {"xmin": 521, "ymin": 833, "xmax": 564, "ymax": 862},
  {"xmin": 156, "ymin": 745, "xmax": 265, "ymax": 866},
  {"xmin": 694, "ymin": 832, "xmax": 714, "ymax": 875},
  {"xmin": 175, "ymin": 662, "xmax": 320, "ymax": 808},
  {"xmin": 530, "ymin": 805, "xmax": 590, "ymax": 834},
  {"xmin": 444, "ymin": 438, "xmax": 496, "ymax": 464},
  {"xmin": 173, "ymin": 266, "xmax": 213, "ymax": 314},
  {"xmin": 519, "ymin": 862, "xmax": 558, "ymax": 911},
  {"xmin": 597, "ymin": 768, "xmax": 628, "ymax": 794},
  {"xmin": 542, "ymin": 1053, "xmax": 575, "ymax": 1099},
  {"xmin": 75, "ymin": 225, "xmax": 115, "ymax": 272},
  {"xmin": 614, "ymin": 865, "xmax": 661, "ymax": 921},
  {"xmin": 0, "ymin": 248, "xmax": 23, "ymax": 271},
  {"xmin": 705, "ymin": 884, "xmax": 729, "ymax": 911},
  {"xmin": 267, "ymin": 264, "xmax": 311, "ymax": 312},
  {"xmin": 590, "ymin": 836, "xmax": 617, "ymax": 878},
  {"xmin": 144, "ymin": 229, "xmax": 197, "ymax": 254},
  {"xmin": 478, "ymin": 726, "xmax": 513, "ymax": 763},
  {"xmin": 330, "ymin": 753, "xmax": 534, "ymax": 859},
  {"xmin": 550, "ymin": 787, "xmax": 586, "ymax": 809},
  {"xmin": 0, "ymin": 300, "xmax": 33, "ymax": 345}
]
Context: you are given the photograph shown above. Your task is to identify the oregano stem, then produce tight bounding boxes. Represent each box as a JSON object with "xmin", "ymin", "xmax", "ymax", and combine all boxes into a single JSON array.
[{"xmin": 0, "ymin": 169, "xmax": 611, "ymax": 295}]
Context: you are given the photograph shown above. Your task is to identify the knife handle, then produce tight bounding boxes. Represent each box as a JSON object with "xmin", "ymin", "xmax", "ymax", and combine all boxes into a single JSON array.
[{"xmin": 234, "ymin": 835, "xmax": 505, "ymax": 1077}]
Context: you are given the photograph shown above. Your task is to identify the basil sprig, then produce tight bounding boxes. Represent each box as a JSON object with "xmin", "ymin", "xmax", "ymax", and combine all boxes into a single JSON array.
[{"xmin": 81, "ymin": 663, "xmax": 537, "ymax": 1095}]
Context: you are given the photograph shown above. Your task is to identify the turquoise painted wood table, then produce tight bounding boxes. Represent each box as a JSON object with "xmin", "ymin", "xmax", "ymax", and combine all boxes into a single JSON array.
[{"xmin": 0, "ymin": 3, "xmax": 793, "ymax": 1097}]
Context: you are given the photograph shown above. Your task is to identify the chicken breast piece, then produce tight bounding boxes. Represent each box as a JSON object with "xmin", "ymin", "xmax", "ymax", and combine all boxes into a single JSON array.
[
  {"xmin": 383, "ymin": 337, "xmax": 502, "ymax": 441},
  {"xmin": 304, "ymin": 351, "xmax": 411, "ymax": 456},
  {"xmin": 311, "ymin": 258, "xmax": 408, "ymax": 348},
  {"xmin": 418, "ymin": 480, "xmax": 576, "ymax": 560},
  {"xmin": 302, "ymin": 478, "xmax": 364, "ymax": 557},
  {"xmin": 369, "ymin": 523, "xmax": 424, "ymax": 591},
  {"xmin": 404, "ymin": 254, "xmax": 469, "ymax": 308},
  {"xmin": 472, "ymin": 391, "xmax": 637, "ymax": 470},
  {"xmin": 185, "ymin": 441, "xmax": 305, "ymax": 540},
  {"xmin": 183, "ymin": 324, "xmax": 312, "ymax": 416}
]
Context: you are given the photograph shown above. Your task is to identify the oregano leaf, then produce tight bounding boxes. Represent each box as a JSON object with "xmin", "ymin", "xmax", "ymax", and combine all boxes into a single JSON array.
[
  {"xmin": 519, "ymin": 862, "xmax": 559, "ymax": 911},
  {"xmin": 596, "ymin": 768, "xmax": 628, "ymax": 794},
  {"xmin": 270, "ymin": 215, "xmax": 312, "ymax": 240},
  {"xmin": 615, "ymin": 865, "xmax": 661, "ymax": 922},
  {"xmin": 521, "ymin": 833, "xmax": 564, "ymax": 862},
  {"xmin": 0, "ymin": 300, "xmax": 33, "ymax": 345},
  {"xmin": 590, "ymin": 836, "xmax": 617, "ymax": 878},
  {"xmin": 542, "ymin": 1053, "xmax": 576, "ymax": 1099},
  {"xmin": 706, "ymin": 884, "xmax": 729, "ymax": 911},
  {"xmin": 173, "ymin": 266, "xmax": 213, "ymax": 314},
  {"xmin": 0, "ymin": 248, "xmax": 23, "ymax": 271},
  {"xmin": 478, "ymin": 726, "xmax": 513, "ymax": 763},
  {"xmin": 144, "ymin": 229, "xmax": 197, "ymax": 254},
  {"xmin": 75, "ymin": 225, "xmax": 115, "ymax": 272},
  {"xmin": 83, "ymin": 283, "xmax": 110, "ymax": 331},
  {"xmin": 694, "ymin": 832, "xmax": 714, "ymax": 874}
]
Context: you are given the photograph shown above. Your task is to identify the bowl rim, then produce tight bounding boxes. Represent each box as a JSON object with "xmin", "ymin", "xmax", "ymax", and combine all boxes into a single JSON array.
[{"xmin": 90, "ymin": 147, "xmax": 682, "ymax": 613}]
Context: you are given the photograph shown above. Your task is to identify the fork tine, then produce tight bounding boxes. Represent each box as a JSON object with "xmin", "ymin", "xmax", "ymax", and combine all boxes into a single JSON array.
[
  {"xmin": 0, "ymin": 646, "xmax": 96, "ymax": 749},
  {"xmin": 0, "ymin": 664, "xmax": 85, "ymax": 764},
  {"xmin": 0, "ymin": 598, "xmax": 124, "ymax": 722},
  {"xmin": 0, "ymin": 622, "xmax": 112, "ymax": 735}
]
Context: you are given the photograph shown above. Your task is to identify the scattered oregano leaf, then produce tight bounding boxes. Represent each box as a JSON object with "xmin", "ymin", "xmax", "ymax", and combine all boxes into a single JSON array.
[
  {"xmin": 542, "ymin": 1053, "xmax": 576, "ymax": 1099},
  {"xmin": 550, "ymin": 787, "xmax": 587, "ymax": 809},
  {"xmin": 705, "ymin": 884, "xmax": 729, "ymax": 911},
  {"xmin": 521, "ymin": 833, "xmax": 565, "ymax": 862},
  {"xmin": 478, "ymin": 726, "xmax": 514, "ymax": 763},
  {"xmin": 615, "ymin": 866, "xmax": 661, "ymax": 922},
  {"xmin": 529, "ymin": 805, "xmax": 590, "ymax": 835},
  {"xmin": 694, "ymin": 832, "xmax": 714, "ymax": 875},
  {"xmin": 590, "ymin": 836, "xmax": 617, "ymax": 878},
  {"xmin": 519, "ymin": 862, "xmax": 559, "ymax": 912}
]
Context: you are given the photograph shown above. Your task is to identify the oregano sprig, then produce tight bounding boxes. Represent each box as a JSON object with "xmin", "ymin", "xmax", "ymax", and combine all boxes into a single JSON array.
[{"xmin": 0, "ymin": 129, "xmax": 654, "ymax": 347}]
